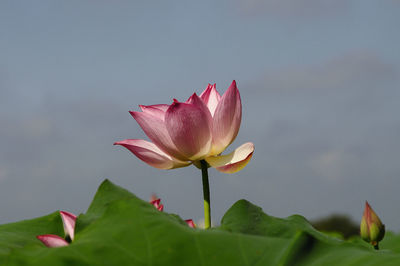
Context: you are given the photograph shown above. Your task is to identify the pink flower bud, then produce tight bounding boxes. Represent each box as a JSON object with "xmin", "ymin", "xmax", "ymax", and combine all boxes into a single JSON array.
[
  {"xmin": 185, "ymin": 219, "xmax": 196, "ymax": 228},
  {"xmin": 150, "ymin": 198, "xmax": 164, "ymax": 212},
  {"xmin": 360, "ymin": 201, "xmax": 385, "ymax": 248}
]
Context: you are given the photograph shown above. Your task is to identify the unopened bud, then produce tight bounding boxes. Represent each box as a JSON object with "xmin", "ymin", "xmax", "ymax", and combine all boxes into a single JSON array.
[
  {"xmin": 185, "ymin": 219, "xmax": 196, "ymax": 228},
  {"xmin": 360, "ymin": 201, "xmax": 385, "ymax": 249},
  {"xmin": 150, "ymin": 198, "xmax": 164, "ymax": 212}
]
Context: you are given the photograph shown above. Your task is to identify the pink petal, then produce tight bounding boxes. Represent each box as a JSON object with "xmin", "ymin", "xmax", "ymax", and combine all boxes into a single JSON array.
[
  {"xmin": 210, "ymin": 80, "xmax": 242, "ymax": 155},
  {"xmin": 165, "ymin": 94, "xmax": 213, "ymax": 160},
  {"xmin": 114, "ymin": 139, "xmax": 190, "ymax": 169},
  {"xmin": 150, "ymin": 198, "xmax": 164, "ymax": 211},
  {"xmin": 200, "ymin": 83, "xmax": 221, "ymax": 116},
  {"xmin": 129, "ymin": 111, "xmax": 187, "ymax": 160},
  {"xmin": 151, "ymin": 198, "xmax": 161, "ymax": 207},
  {"xmin": 205, "ymin": 142, "xmax": 254, "ymax": 174},
  {"xmin": 60, "ymin": 211, "xmax": 77, "ymax": 241},
  {"xmin": 37, "ymin": 235, "xmax": 69, "ymax": 248},
  {"xmin": 185, "ymin": 219, "xmax": 196, "ymax": 228},
  {"xmin": 139, "ymin": 104, "xmax": 170, "ymax": 120}
]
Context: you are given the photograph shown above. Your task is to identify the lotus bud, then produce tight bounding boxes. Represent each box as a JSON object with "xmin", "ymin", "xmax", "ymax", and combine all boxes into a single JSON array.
[
  {"xmin": 185, "ymin": 219, "xmax": 196, "ymax": 228},
  {"xmin": 360, "ymin": 201, "xmax": 385, "ymax": 249},
  {"xmin": 150, "ymin": 198, "xmax": 164, "ymax": 212}
]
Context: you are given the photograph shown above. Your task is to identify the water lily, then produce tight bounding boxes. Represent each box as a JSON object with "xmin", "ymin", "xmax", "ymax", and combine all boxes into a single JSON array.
[
  {"xmin": 115, "ymin": 81, "xmax": 254, "ymax": 229},
  {"xmin": 114, "ymin": 80, "xmax": 254, "ymax": 173},
  {"xmin": 37, "ymin": 211, "xmax": 77, "ymax": 247}
]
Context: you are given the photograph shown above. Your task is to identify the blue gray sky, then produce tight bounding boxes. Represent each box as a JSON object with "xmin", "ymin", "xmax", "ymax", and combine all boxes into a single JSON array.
[{"xmin": 1, "ymin": 1, "xmax": 400, "ymax": 230}]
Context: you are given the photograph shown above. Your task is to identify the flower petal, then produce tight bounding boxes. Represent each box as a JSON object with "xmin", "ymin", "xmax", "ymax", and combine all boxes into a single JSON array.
[
  {"xmin": 60, "ymin": 211, "xmax": 77, "ymax": 241},
  {"xmin": 200, "ymin": 83, "xmax": 221, "ymax": 116},
  {"xmin": 150, "ymin": 198, "xmax": 164, "ymax": 211},
  {"xmin": 114, "ymin": 139, "xmax": 190, "ymax": 169},
  {"xmin": 185, "ymin": 219, "xmax": 196, "ymax": 228},
  {"xmin": 205, "ymin": 142, "xmax": 254, "ymax": 174},
  {"xmin": 129, "ymin": 111, "xmax": 186, "ymax": 160},
  {"xmin": 37, "ymin": 235, "xmax": 69, "ymax": 248},
  {"xmin": 165, "ymin": 94, "xmax": 213, "ymax": 160},
  {"xmin": 210, "ymin": 80, "xmax": 242, "ymax": 155},
  {"xmin": 139, "ymin": 104, "xmax": 170, "ymax": 120}
]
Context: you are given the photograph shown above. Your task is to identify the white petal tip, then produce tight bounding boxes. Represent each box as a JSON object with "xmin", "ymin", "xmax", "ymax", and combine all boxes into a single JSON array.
[{"xmin": 206, "ymin": 142, "xmax": 254, "ymax": 174}]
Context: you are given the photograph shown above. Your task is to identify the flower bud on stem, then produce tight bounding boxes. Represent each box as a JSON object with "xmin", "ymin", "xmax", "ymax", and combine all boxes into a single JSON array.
[{"xmin": 360, "ymin": 201, "xmax": 385, "ymax": 250}]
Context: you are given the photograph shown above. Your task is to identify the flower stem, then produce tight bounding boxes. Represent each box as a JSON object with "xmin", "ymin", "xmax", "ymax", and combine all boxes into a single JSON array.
[{"xmin": 200, "ymin": 160, "xmax": 211, "ymax": 229}]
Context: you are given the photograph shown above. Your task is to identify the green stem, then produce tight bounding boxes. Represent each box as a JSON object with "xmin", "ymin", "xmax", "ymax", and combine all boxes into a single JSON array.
[{"xmin": 200, "ymin": 160, "xmax": 211, "ymax": 229}]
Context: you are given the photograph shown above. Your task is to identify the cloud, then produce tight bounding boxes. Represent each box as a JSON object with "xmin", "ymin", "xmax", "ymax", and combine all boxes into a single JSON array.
[
  {"xmin": 236, "ymin": 0, "xmax": 351, "ymax": 19},
  {"xmin": 253, "ymin": 51, "xmax": 396, "ymax": 92},
  {"xmin": 0, "ymin": 166, "xmax": 7, "ymax": 181},
  {"xmin": 309, "ymin": 149, "xmax": 359, "ymax": 181},
  {"xmin": 237, "ymin": 51, "xmax": 400, "ymax": 229}
]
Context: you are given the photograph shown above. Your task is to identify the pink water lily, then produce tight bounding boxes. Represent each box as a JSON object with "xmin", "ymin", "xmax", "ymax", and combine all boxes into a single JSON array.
[
  {"xmin": 115, "ymin": 80, "xmax": 254, "ymax": 173},
  {"xmin": 37, "ymin": 211, "xmax": 77, "ymax": 247}
]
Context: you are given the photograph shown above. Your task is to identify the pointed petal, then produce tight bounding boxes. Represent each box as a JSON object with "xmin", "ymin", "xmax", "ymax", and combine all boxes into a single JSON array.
[
  {"xmin": 200, "ymin": 83, "xmax": 221, "ymax": 116},
  {"xmin": 165, "ymin": 94, "xmax": 213, "ymax": 160},
  {"xmin": 185, "ymin": 219, "xmax": 196, "ymax": 228},
  {"xmin": 139, "ymin": 104, "xmax": 170, "ymax": 120},
  {"xmin": 129, "ymin": 111, "xmax": 187, "ymax": 160},
  {"xmin": 150, "ymin": 198, "xmax": 164, "ymax": 211},
  {"xmin": 141, "ymin": 104, "xmax": 170, "ymax": 112},
  {"xmin": 114, "ymin": 139, "xmax": 190, "ymax": 169},
  {"xmin": 210, "ymin": 80, "xmax": 242, "ymax": 155},
  {"xmin": 150, "ymin": 198, "xmax": 161, "ymax": 208},
  {"xmin": 37, "ymin": 235, "xmax": 69, "ymax": 247},
  {"xmin": 60, "ymin": 211, "xmax": 77, "ymax": 241},
  {"xmin": 205, "ymin": 142, "xmax": 254, "ymax": 174}
]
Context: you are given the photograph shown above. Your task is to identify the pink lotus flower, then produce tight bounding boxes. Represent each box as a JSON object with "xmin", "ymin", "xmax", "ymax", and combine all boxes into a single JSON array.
[
  {"xmin": 37, "ymin": 211, "xmax": 77, "ymax": 247},
  {"xmin": 115, "ymin": 81, "xmax": 254, "ymax": 173}
]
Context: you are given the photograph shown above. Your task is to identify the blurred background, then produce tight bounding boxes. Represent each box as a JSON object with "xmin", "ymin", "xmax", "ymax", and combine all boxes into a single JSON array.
[{"xmin": 1, "ymin": 1, "xmax": 399, "ymax": 232}]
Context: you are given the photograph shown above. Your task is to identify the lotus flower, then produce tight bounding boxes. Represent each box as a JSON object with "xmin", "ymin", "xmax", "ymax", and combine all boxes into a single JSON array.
[
  {"xmin": 37, "ymin": 211, "xmax": 77, "ymax": 247},
  {"xmin": 115, "ymin": 80, "xmax": 254, "ymax": 174}
]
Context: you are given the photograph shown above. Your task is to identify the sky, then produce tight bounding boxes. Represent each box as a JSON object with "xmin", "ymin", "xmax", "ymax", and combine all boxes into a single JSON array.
[{"xmin": 1, "ymin": 1, "xmax": 400, "ymax": 231}]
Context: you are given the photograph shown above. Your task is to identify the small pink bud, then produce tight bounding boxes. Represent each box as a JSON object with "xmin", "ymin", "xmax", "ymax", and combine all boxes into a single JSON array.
[
  {"xmin": 185, "ymin": 219, "xmax": 196, "ymax": 228},
  {"xmin": 360, "ymin": 201, "xmax": 385, "ymax": 249},
  {"xmin": 150, "ymin": 198, "xmax": 164, "ymax": 212}
]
